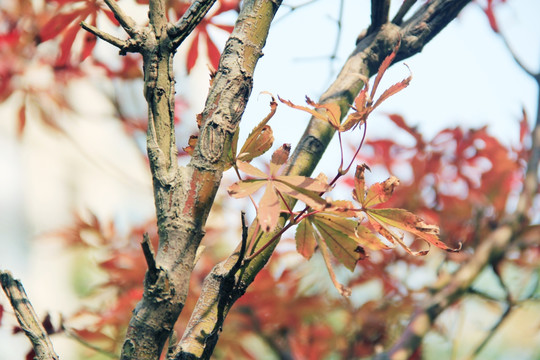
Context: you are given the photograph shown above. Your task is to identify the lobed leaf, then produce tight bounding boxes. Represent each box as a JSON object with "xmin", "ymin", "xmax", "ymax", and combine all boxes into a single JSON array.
[
  {"xmin": 367, "ymin": 208, "xmax": 460, "ymax": 252},
  {"xmin": 278, "ymin": 96, "xmax": 342, "ymax": 130},
  {"xmin": 363, "ymin": 176, "xmax": 400, "ymax": 208},
  {"xmin": 237, "ymin": 95, "xmax": 276, "ymax": 162},
  {"xmin": 370, "ymin": 65, "xmax": 412, "ymax": 112},
  {"xmin": 270, "ymin": 144, "xmax": 290, "ymax": 175},
  {"xmin": 273, "ymin": 180, "xmax": 327, "ymax": 211},
  {"xmin": 314, "ymin": 229, "xmax": 352, "ymax": 297}
]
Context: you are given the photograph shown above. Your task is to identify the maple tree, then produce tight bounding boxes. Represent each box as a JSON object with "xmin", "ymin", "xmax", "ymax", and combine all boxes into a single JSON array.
[{"xmin": 1, "ymin": 0, "xmax": 539, "ymax": 359}]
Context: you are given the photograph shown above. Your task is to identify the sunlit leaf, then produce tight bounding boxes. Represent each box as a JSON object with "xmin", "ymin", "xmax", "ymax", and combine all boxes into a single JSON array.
[
  {"xmin": 270, "ymin": 144, "xmax": 290, "ymax": 175},
  {"xmin": 363, "ymin": 176, "xmax": 400, "ymax": 208},
  {"xmin": 313, "ymin": 218, "xmax": 365, "ymax": 271},
  {"xmin": 237, "ymin": 94, "xmax": 277, "ymax": 162},
  {"xmin": 295, "ymin": 218, "xmax": 317, "ymax": 259},
  {"xmin": 368, "ymin": 208, "xmax": 460, "ymax": 252},
  {"xmin": 227, "ymin": 179, "xmax": 265, "ymax": 198},
  {"xmin": 236, "ymin": 160, "xmax": 268, "ymax": 179},
  {"xmin": 314, "ymin": 228, "xmax": 352, "ymax": 297},
  {"xmin": 258, "ymin": 183, "xmax": 281, "ymax": 232},
  {"xmin": 278, "ymin": 96, "xmax": 342, "ymax": 130}
]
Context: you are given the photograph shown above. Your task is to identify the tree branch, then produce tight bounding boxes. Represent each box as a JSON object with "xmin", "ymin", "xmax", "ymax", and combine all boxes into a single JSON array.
[
  {"xmin": 0, "ymin": 271, "xmax": 60, "ymax": 360},
  {"xmin": 80, "ymin": 21, "xmax": 131, "ymax": 53},
  {"xmin": 396, "ymin": 0, "xmax": 472, "ymax": 62},
  {"xmin": 367, "ymin": 0, "xmax": 390, "ymax": 34},
  {"xmin": 103, "ymin": 0, "xmax": 138, "ymax": 37},
  {"xmin": 169, "ymin": 0, "xmax": 218, "ymax": 50},
  {"xmin": 392, "ymin": 0, "xmax": 417, "ymax": 26}
]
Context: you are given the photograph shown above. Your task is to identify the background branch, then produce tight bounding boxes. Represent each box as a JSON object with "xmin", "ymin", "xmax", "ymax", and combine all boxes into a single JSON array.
[{"xmin": 0, "ymin": 271, "xmax": 59, "ymax": 360}]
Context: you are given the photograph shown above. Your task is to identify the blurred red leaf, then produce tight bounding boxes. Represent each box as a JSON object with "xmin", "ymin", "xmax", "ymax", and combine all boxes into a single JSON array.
[
  {"xmin": 39, "ymin": 11, "xmax": 82, "ymax": 42},
  {"xmin": 187, "ymin": 32, "xmax": 201, "ymax": 73},
  {"xmin": 203, "ymin": 30, "xmax": 221, "ymax": 72},
  {"xmin": 17, "ymin": 103, "xmax": 26, "ymax": 138}
]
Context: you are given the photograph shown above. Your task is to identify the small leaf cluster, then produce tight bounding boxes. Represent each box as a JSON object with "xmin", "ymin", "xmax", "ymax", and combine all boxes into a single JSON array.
[{"xmin": 224, "ymin": 46, "xmax": 457, "ymax": 296}]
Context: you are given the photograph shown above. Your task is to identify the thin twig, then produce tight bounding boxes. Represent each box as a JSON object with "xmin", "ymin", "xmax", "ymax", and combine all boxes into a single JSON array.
[
  {"xmin": 392, "ymin": 0, "xmax": 418, "ymax": 26},
  {"xmin": 329, "ymin": 0, "xmax": 344, "ymax": 61},
  {"xmin": 62, "ymin": 326, "xmax": 117, "ymax": 358},
  {"xmin": 142, "ymin": 233, "xmax": 159, "ymax": 283},
  {"xmin": 170, "ymin": 0, "xmax": 219, "ymax": 50},
  {"xmin": 231, "ymin": 211, "xmax": 249, "ymax": 274},
  {"xmin": 103, "ymin": 0, "xmax": 138, "ymax": 36},
  {"xmin": 0, "ymin": 271, "xmax": 60, "ymax": 360},
  {"xmin": 368, "ymin": 0, "xmax": 390, "ymax": 34},
  {"xmin": 80, "ymin": 21, "xmax": 129, "ymax": 51},
  {"xmin": 467, "ymin": 304, "xmax": 512, "ymax": 360}
]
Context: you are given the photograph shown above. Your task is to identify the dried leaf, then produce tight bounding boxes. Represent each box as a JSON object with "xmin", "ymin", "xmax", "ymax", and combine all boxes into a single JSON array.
[
  {"xmin": 278, "ymin": 96, "xmax": 342, "ymax": 130},
  {"xmin": 183, "ymin": 134, "xmax": 198, "ymax": 156},
  {"xmin": 237, "ymin": 94, "xmax": 277, "ymax": 162},
  {"xmin": 368, "ymin": 208, "xmax": 459, "ymax": 252},
  {"xmin": 270, "ymin": 144, "xmax": 290, "ymax": 175},
  {"xmin": 363, "ymin": 176, "xmax": 400, "ymax": 208},
  {"xmin": 352, "ymin": 164, "xmax": 369, "ymax": 206}
]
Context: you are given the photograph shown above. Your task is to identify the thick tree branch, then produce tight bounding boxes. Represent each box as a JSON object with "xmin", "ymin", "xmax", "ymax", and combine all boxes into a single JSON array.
[
  {"xmin": 178, "ymin": 0, "xmax": 473, "ymax": 355},
  {"xmin": 0, "ymin": 271, "xmax": 59, "ymax": 360}
]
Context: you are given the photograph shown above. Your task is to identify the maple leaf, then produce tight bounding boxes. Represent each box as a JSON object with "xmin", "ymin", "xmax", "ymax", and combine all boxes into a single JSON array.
[
  {"xmin": 352, "ymin": 164, "xmax": 460, "ymax": 255},
  {"xmin": 226, "ymin": 93, "xmax": 276, "ymax": 169},
  {"xmin": 228, "ymin": 144, "xmax": 329, "ymax": 232},
  {"xmin": 278, "ymin": 95, "xmax": 342, "ymax": 130},
  {"xmin": 295, "ymin": 205, "xmax": 390, "ymax": 297},
  {"xmin": 279, "ymin": 42, "xmax": 411, "ymax": 132}
]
